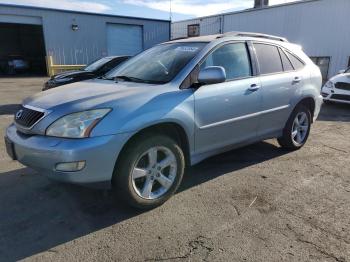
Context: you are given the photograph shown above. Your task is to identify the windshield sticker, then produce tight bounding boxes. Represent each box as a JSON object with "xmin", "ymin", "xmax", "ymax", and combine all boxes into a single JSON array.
[{"xmin": 175, "ymin": 46, "xmax": 199, "ymax": 52}]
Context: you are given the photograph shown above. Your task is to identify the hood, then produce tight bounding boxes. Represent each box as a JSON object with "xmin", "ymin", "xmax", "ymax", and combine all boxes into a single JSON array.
[
  {"xmin": 23, "ymin": 79, "xmax": 164, "ymax": 110},
  {"xmin": 19, "ymin": 79, "xmax": 192, "ymax": 137},
  {"xmin": 330, "ymin": 73, "xmax": 350, "ymax": 83},
  {"xmin": 52, "ymin": 70, "xmax": 91, "ymax": 80}
]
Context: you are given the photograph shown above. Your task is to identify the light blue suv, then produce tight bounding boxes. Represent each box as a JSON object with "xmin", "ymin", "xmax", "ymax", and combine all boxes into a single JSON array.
[{"xmin": 5, "ymin": 32, "xmax": 322, "ymax": 209}]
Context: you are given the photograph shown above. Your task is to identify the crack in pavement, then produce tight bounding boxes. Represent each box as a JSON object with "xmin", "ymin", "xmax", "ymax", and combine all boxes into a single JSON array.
[
  {"xmin": 144, "ymin": 236, "xmax": 214, "ymax": 262},
  {"xmin": 280, "ymin": 206, "xmax": 350, "ymax": 246},
  {"xmin": 285, "ymin": 223, "xmax": 346, "ymax": 262}
]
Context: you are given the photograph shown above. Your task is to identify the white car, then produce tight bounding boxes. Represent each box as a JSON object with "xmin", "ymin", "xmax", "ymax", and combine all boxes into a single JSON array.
[{"xmin": 322, "ymin": 67, "xmax": 350, "ymax": 104}]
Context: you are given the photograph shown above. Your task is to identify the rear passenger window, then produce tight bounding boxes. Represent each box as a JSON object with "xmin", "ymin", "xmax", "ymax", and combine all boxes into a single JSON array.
[
  {"xmin": 279, "ymin": 48, "xmax": 294, "ymax": 71},
  {"xmin": 254, "ymin": 43, "xmax": 283, "ymax": 75},
  {"xmin": 201, "ymin": 43, "xmax": 252, "ymax": 80},
  {"xmin": 286, "ymin": 51, "xmax": 304, "ymax": 70}
]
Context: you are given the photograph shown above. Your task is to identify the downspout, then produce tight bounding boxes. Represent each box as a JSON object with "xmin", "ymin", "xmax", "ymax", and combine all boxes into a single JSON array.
[{"xmin": 219, "ymin": 14, "xmax": 224, "ymax": 34}]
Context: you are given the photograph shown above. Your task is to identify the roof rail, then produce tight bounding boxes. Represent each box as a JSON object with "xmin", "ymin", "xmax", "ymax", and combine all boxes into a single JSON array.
[
  {"xmin": 220, "ymin": 31, "xmax": 289, "ymax": 42},
  {"xmin": 171, "ymin": 36, "xmax": 189, "ymax": 41}
]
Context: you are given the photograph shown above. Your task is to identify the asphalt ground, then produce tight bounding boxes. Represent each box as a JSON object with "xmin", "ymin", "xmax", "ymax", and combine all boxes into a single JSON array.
[{"xmin": 0, "ymin": 77, "xmax": 349, "ymax": 261}]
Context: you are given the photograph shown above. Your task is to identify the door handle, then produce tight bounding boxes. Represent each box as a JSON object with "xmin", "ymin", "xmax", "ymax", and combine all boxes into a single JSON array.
[
  {"xmin": 292, "ymin": 77, "xmax": 301, "ymax": 84},
  {"xmin": 248, "ymin": 83, "xmax": 260, "ymax": 92}
]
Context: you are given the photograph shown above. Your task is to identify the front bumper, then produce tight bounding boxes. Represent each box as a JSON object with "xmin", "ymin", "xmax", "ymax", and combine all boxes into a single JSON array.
[
  {"xmin": 5, "ymin": 124, "xmax": 131, "ymax": 187},
  {"xmin": 43, "ymin": 79, "xmax": 70, "ymax": 90},
  {"xmin": 43, "ymin": 80, "xmax": 59, "ymax": 90},
  {"xmin": 322, "ymin": 86, "xmax": 350, "ymax": 104}
]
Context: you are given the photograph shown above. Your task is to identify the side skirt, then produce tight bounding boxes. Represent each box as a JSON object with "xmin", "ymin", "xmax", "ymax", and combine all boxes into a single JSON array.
[{"xmin": 190, "ymin": 130, "xmax": 282, "ymax": 166}]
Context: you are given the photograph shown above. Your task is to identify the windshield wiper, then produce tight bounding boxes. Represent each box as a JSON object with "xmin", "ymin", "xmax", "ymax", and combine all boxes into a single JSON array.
[
  {"xmin": 114, "ymin": 75, "xmax": 144, "ymax": 83},
  {"xmin": 99, "ymin": 75, "xmax": 114, "ymax": 80},
  {"xmin": 114, "ymin": 75, "xmax": 167, "ymax": 84}
]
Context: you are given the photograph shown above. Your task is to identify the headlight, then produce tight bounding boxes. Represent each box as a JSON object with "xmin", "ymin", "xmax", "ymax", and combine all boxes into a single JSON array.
[
  {"xmin": 46, "ymin": 109, "xmax": 111, "ymax": 138},
  {"xmin": 323, "ymin": 81, "xmax": 334, "ymax": 89}
]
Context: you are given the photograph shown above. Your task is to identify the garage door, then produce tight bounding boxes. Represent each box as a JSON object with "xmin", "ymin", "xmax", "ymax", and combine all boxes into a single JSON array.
[
  {"xmin": 106, "ymin": 24, "xmax": 143, "ymax": 56},
  {"xmin": 0, "ymin": 23, "xmax": 46, "ymax": 76}
]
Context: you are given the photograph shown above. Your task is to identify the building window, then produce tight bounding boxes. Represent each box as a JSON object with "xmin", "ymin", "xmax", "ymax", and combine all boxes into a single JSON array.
[
  {"xmin": 310, "ymin": 56, "xmax": 330, "ymax": 81},
  {"xmin": 188, "ymin": 24, "xmax": 200, "ymax": 37}
]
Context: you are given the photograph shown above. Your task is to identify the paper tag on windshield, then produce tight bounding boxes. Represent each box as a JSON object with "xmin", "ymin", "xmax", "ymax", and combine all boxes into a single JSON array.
[{"xmin": 175, "ymin": 46, "xmax": 199, "ymax": 52}]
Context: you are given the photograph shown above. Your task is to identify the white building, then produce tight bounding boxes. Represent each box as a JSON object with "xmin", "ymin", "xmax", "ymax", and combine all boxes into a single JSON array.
[{"xmin": 172, "ymin": 0, "xmax": 350, "ymax": 81}]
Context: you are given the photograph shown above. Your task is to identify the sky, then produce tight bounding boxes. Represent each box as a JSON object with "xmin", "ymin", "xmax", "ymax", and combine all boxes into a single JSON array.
[{"xmin": 0, "ymin": 0, "xmax": 303, "ymax": 21}]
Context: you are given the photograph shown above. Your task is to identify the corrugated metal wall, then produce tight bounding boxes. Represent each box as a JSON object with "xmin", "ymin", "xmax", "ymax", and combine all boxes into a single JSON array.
[
  {"xmin": 172, "ymin": 0, "xmax": 350, "ymax": 78},
  {"xmin": 172, "ymin": 16, "xmax": 222, "ymax": 39},
  {"xmin": 0, "ymin": 5, "xmax": 170, "ymax": 66}
]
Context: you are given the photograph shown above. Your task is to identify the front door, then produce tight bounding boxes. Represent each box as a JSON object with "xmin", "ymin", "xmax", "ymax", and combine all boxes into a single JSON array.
[{"xmin": 194, "ymin": 42, "xmax": 262, "ymax": 154}]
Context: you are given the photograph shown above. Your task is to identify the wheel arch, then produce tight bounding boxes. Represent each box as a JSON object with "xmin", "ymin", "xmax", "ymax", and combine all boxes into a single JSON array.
[
  {"xmin": 114, "ymin": 122, "xmax": 192, "ymax": 177},
  {"xmin": 294, "ymin": 96, "xmax": 316, "ymax": 122}
]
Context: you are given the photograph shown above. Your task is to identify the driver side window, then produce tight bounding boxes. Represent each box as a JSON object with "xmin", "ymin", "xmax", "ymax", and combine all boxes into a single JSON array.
[{"xmin": 200, "ymin": 42, "xmax": 252, "ymax": 80}]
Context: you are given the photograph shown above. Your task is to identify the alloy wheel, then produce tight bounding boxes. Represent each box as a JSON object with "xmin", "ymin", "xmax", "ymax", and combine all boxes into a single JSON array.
[
  {"xmin": 131, "ymin": 146, "xmax": 177, "ymax": 200},
  {"xmin": 291, "ymin": 112, "xmax": 309, "ymax": 145}
]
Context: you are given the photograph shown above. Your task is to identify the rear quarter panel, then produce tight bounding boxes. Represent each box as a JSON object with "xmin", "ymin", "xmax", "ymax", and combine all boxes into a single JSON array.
[{"xmin": 291, "ymin": 60, "xmax": 323, "ymax": 121}]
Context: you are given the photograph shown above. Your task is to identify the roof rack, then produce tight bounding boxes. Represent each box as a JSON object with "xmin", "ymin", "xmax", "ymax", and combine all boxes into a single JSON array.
[
  {"xmin": 220, "ymin": 31, "xmax": 289, "ymax": 42},
  {"xmin": 171, "ymin": 36, "xmax": 189, "ymax": 41}
]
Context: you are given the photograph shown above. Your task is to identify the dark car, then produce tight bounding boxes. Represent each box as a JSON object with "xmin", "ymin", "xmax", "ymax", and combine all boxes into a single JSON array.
[
  {"xmin": 0, "ymin": 55, "xmax": 30, "ymax": 75},
  {"xmin": 43, "ymin": 56, "xmax": 130, "ymax": 90}
]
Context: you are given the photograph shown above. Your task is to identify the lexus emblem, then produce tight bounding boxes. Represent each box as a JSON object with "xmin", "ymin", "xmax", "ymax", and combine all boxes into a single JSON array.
[{"xmin": 15, "ymin": 109, "xmax": 23, "ymax": 120}]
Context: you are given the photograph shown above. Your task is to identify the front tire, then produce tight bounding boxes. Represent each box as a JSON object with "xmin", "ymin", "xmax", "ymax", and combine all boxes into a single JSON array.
[
  {"xmin": 113, "ymin": 134, "xmax": 185, "ymax": 209},
  {"xmin": 277, "ymin": 105, "xmax": 311, "ymax": 150}
]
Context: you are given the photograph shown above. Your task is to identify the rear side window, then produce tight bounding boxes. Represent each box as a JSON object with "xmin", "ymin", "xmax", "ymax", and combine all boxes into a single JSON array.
[
  {"xmin": 254, "ymin": 43, "xmax": 283, "ymax": 75},
  {"xmin": 286, "ymin": 51, "xmax": 305, "ymax": 70},
  {"xmin": 279, "ymin": 48, "xmax": 294, "ymax": 71},
  {"xmin": 201, "ymin": 42, "xmax": 252, "ymax": 80}
]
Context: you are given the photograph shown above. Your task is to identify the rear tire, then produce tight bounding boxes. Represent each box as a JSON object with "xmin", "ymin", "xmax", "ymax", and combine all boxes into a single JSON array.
[
  {"xmin": 277, "ymin": 104, "xmax": 311, "ymax": 150},
  {"xmin": 112, "ymin": 134, "xmax": 185, "ymax": 210}
]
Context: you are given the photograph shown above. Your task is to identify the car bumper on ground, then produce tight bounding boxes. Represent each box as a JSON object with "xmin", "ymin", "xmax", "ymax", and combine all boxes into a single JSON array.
[{"xmin": 5, "ymin": 124, "xmax": 131, "ymax": 188}]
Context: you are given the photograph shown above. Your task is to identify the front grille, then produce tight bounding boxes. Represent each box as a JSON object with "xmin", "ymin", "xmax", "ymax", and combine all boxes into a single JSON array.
[
  {"xmin": 14, "ymin": 106, "xmax": 45, "ymax": 128},
  {"xmin": 330, "ymin": 94, "xmax": 350, "ymax": 101},
  {"xmin": 335, "ymin": 82, "xmax": 350, "ymax": 91}
]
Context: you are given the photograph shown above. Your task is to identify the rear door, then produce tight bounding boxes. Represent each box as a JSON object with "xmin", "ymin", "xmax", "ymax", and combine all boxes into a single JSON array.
[{"xmin": 253, "ymin": 43, "xmax": 302, "ymax": 136}]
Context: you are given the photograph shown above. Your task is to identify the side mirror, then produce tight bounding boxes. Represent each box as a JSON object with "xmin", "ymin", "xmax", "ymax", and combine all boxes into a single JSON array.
[
  {"xmin": 338, "ymin": 69, "xmax": 345, "ymax": 74},
  {"xmin": 198, "ymin": 66, "xmax": 226, "ymax": 85}
]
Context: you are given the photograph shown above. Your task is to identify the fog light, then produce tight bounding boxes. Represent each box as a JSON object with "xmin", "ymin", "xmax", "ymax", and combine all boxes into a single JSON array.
[{"xmin": 55, "ymin": 161, "xmax": 85, "ymax": 172}]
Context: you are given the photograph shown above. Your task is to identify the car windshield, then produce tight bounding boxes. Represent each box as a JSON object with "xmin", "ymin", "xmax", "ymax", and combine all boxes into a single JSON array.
[
  {"xmin": 345, "ymin": 67, "xmax": 350, "ymax": 73},
  {"xmin": 83, "ymin": 57, "xmax": 114, "ymax": 72},
  {"xmin": 105, "ymin": 42, "xmax": 207, "ymax": 84}
]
